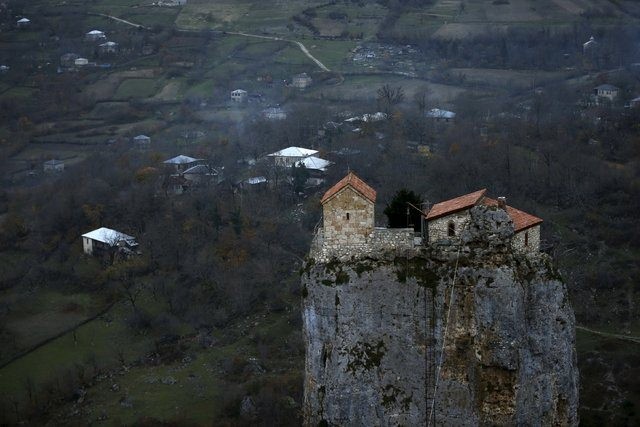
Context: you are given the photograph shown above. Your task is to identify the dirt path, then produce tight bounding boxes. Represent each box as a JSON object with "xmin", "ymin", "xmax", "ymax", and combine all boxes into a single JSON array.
[
  {"xmin": 576, "ymin": 325, "xmax": 640, "ymax": 344},
  {"xmin": 94, "ymin": 11, "xmax": 331, "ymax": 72},
  {"xmin": 225, "ymin": 31, "xmax": 330, "ymax": 72},
  {"xmin": 89, "ymin": 12, "xmax": 150, "ymax": 30}
]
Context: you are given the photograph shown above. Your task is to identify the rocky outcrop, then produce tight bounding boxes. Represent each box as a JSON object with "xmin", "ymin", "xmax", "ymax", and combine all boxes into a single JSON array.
[{"xmin": 302, "ymin": 206, "xmax": 579, "ymax": 426}]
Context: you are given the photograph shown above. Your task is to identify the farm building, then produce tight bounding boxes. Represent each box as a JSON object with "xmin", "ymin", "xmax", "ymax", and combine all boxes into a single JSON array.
[
  {"xmin": 0, "ymin": 65, "xmax": 9, "ymax": 73},
  {"xmin": 292, "ymin": 73, "xmax": 312, "ymax": 89},
  {"xmin": 16, "ymin": 18, "xmax": 30, "ymax": 28},
  {"xmin": 85, "ymin": 30, "xmax": 106, "ymax": 42},
  {"xmin": 133, "ymin": 134, "xmax": 151, "ymax": 149},
  {"xmin": 74, "ymin": 58, "xmax": 89, "ymax": 67},
  {"xmin": 81, "ymin": 227, "xmax": 138, "ymax": 257},
  {"xmin": 426, "ymin": 189, "xmax": 543, "ymax": 254},
  {"xmin": 231, "ymin": 89, "xmax": 248, "ymax": 102},
  {"xmin": 43, "ymin": 159, "xmax": 64, "ymax": 173},
  {"xmin": 629, "ymin": 96, "xmax": 640, "ymax": 108},
  {"xmin": 267, "ymin": 146, "xmax": 318, "ymax": 168}
]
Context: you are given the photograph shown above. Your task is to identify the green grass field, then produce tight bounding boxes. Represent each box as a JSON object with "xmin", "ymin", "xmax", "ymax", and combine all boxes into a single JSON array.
[{"xmin": 114, "ymin": 79, "xmax": 159, "ymax": 99}]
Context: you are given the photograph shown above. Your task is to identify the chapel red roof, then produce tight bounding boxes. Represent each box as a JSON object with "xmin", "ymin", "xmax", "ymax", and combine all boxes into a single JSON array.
[
  {"xmin": 321, "ymin": 172, "xmax": 377, "ymax": 204},
  {"xmin": 426, "ymin": 189, "xmax": 487, "ymax": 220},
  {"xmin": 482, "ymin": 197, "xmax": 543, "ymax": 232}
]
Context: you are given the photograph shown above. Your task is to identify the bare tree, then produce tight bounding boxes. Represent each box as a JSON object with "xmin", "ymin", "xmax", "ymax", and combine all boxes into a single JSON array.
[{"xmin": 377, "ymin": 84, "xmax": 405, "ymax": 114}]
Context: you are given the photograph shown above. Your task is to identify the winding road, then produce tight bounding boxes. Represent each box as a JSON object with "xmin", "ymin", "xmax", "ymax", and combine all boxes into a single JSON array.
[
  {"xmin": 93, "ymin": 13, "xmax": 330, "ymax": 72},
  {"xmin": 224, "ymin": 31, "xmax": 330, "ymax": 72}
]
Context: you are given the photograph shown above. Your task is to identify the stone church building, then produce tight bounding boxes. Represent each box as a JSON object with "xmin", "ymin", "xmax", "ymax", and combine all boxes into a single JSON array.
[{"xmin": 313, "ymin": 173, "xmax": 543, "ymax": 261}]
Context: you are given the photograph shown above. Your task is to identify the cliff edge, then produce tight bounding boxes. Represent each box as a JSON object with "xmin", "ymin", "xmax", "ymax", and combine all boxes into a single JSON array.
[{"xmin": 302, "ymin": 206, "xmax": 579, "ymax": 426}]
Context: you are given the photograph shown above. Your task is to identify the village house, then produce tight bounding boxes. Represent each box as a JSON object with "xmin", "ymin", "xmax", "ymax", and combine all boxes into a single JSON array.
[
  {"xmin": 43, "ymin": 159, "xmax": 64, "ymax": 173},
  {"xmin": 81, "ymin": 227, "xmax": 138, "ymax": 257},
  {"xmin": 292, "ymin": 72, "xmax": 312, "ymax": 89},
  {"xmin": 162, "ymin": 174, "xmax": 190, "ymax": 195},
  {"xmin": 583, "ymin": 36, "xmax": 597, "ymax": 54},
  {"xmin": 99, "ymin": 41, "xmax": 118, "ymax": 54},
  {"xmin": 133, "ymin": 134, "xmax": 151, "ymax": 149},
  {"xmin": 262, "ymin": 106, "xmax": 287, "ymax": 120},
  {"xmin": 594, "ymin": 84, "xmax": 619, "ymax": 103},
  {"xmin": 629, "ymin": 96, "xmax": 640, "ymax": 108},
  {"xmin": 85, "ymin": 30, "xmax": 106, "ymax": 42},
  {"xmin": 237, "ymin": 176, "xmax": 268, "ymax": 191},
  {"xmin": 60, "ymin": 53, "xmax": 79, "ymax": 68},
  {"xmin": 16, "ymin": 18, "xmax": 30, "ymax": 28},
  {"xmin": 230, "ymin": 89, "xmax": 248, "ymax": 102},
  {"xmin": 267, "ymin": 146, "xmax": 318, "ymax": 168},
  {"xmin": 163, "ymin": 154, "xmax": 202, "ymax": 173},
  {"xmin": 426, "ymin": 189, "xmax": 543, "ymax": 254},
  {"xmin": 183, "ymin": 164, "xmax": 221, "ymax": 185},
  {"xmin": 426, "ymin": 108, "xmax": 456, "ymax": 122},
  {"xmin": 0, "ymin": 65, "xmax": 9, "ymax": 73},
  {"xmin": 296, "ymin": 156, "xmax": 333, "ymax": 186}
]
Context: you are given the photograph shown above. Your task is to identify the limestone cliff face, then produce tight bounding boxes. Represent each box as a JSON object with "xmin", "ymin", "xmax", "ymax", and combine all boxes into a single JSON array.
[{"xmin": 302, "ymin": 206, "xmax": 579, "ymax": 426}]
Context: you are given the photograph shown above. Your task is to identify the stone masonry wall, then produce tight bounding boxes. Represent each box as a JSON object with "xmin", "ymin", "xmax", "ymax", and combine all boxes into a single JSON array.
[
  {"xmin": 512, "ymin": 225, "xmax": 541, "ymax": 254},
  {"xmin": 323, "ymin": 187, "xmax": 374, "ymax": 248},
  {"xmin": 428, "ymin": 211, "xmax": 471, "ymax": 242},
  {"xmin": 312, "ymin": 227, "xmax": 415, "ymax": 263}
]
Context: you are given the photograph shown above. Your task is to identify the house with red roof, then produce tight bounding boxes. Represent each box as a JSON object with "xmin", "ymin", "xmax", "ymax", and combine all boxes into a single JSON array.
[
  {"xmin": 320, "ymin": 172, "xmax": 377, "ymax": 249},
  {"xmin": 426, "ymin": 190, "xmax": 543, "ymax": 253}
]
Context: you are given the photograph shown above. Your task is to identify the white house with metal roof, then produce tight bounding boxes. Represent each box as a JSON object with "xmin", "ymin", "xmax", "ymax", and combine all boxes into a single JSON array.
[
  {"xmin": 426, "ymin": 108, "xmax": 456, "ymax": 122},
  {"xmin": 133, "ymin": 134, "xmax": 151, "ymax": 149},
  {"xmin": 267, "ymin": 146, "xmax": 318, "ymax": 168},
  {"xmin": 81, "ymin": 227, "xmax": 138, "ymax": 256},
  {"xmin": 594, "ymin": 84, "xmax": 619, "ymax": 103},
  {"xmin": 231, "ymin": 89, "xmax": 248, "ymax": 102},
  {"xmin": 16, "ymin": 18, "xmax": 30, "ymax": 28},
  {"xmin": 296, "ymin": 156, "xmax": 332, "ymax": 172},
  {"xmin": 163, "ymin": 155, "xmax": 202, "ymax": 173},
  {"xmin": 85, "ymin": 30, "xmax": 106, "ymax": 42},
  {"xmin": 99, "ymin": 41, "xmax": 118, "ymax": 54}
]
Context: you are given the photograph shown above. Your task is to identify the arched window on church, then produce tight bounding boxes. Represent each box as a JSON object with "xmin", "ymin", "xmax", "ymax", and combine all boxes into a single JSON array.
[
  {"xmin": 346, "ymin": 213, "xmax": 350, "ymax": 220},
  {"xmin": 447, "ymin": 221, "xmax": 455, "ymax": 237},
  {"xmin": 524, "ymin": 231, "xmax": 529, "ymax": 247}
]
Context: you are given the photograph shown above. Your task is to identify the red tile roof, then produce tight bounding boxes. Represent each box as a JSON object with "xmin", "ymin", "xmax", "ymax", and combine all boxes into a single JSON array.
[
  {"xmin": 426, "ymin": 189, "xmax": 487, "ymax": 220},
  {"xmin": 321, "ymin": 172, "xmax": 377, "ymax": 204},
  {"xmin": 483, "ymin": 197, "xmax": 543, "ymax": 232}
]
